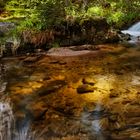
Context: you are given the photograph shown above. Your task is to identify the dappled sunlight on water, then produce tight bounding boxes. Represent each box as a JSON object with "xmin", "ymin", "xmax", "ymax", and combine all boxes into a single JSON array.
[{"xmin": 1, "ymin": 43, "xmax": 140, "ymax": 139}]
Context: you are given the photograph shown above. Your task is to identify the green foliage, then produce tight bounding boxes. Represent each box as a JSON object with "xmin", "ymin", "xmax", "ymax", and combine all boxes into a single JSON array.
[
  {"xmin": 107, "ymin": 11, "xmax": 124, "ymax": 27},
  {"xmin": 2, "ymin": 0, "xmax": 140, "ymax": 31},
  {"xmin": 0, "ymin": 0, "xmax": 9, "ymax": 10},
  {"xmin": 86, "ymin": 6, "xmax": 103, "ymax": 18},
  {"xmin": 37, "ymin": 0, "xmax": 65, "ymax": 29},
  {"xmin": 17, "ymin": 13, "xmax": 42, "ymax": 30}
]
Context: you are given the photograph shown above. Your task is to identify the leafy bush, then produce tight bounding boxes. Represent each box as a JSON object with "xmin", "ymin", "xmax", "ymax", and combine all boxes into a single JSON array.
[
  {"xmin": 107, "ymin": 11, "xmax": 124, "ymax": 27},
  {"xmin": 87, "ymin": 6, "xmax": 103, "ymax": 18},
  {"xmin": 37, "ymin": 0, "xmax": 65, "ymax": 29}
]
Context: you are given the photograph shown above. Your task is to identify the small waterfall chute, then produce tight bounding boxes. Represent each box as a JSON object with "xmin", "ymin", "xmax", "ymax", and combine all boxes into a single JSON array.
[
  {"xmin": 128, "ymin": 22, "xmax": 140, "ymax": 31},
  {"xmin": 121, "ymin": 22, "xmax": 140, "ymax": 40}
]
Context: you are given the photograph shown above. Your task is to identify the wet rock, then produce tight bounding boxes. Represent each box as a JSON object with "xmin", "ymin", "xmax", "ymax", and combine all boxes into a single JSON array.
[
  {"xmin": 70, "ymin": 45, "xmax": 99, "ymax": 51},
  {"xmin": 77, "ymin": 84, "xmax": 95, "ymax": 94},
  {"xmin": 82, "ymin": 77, "xmax": 95, "ymax": 86},
  {"xmin": 49, "ymin": 60, "xmax": 60, "ymax": 64},
  {"xmin": 118, "ymin": 32, "xmax": 131, "ymax": 42},
  {"xmin": 44, "ymin": 76, "xmax": 51, "ymax": 81},
  {"xmin": 59, "ymin": 61, "xmax": 67, "ymax": 65},
  {"xmin": 105, "ymin": 29, "xmax": 120, "ymax": 43},
  {"xmin": 47, "ymin": 47, "xmax": 90, "ymax": 56},
  {"xmin": 50, "ymin": 60, "xmax": 67, "ymax": 65},
  {"xmin": 38, "ymin": 80, "xmax": 66, "ymax": 96},
  {"xmin": 23, "ymin": 56, "xmax": 41, "ymax": 63}
]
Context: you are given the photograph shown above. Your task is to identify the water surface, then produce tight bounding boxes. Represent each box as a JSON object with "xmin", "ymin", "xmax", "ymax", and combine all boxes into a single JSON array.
[{"xmin": 1, "ymin": 43, "xmax": 140, "ymax": 140}]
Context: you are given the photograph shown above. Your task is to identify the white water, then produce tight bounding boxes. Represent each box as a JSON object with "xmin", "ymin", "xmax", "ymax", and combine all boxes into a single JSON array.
[
  {"xmin": 129, "ymin": 22, "xmax": 140, "ymax": 31},
  {"xmin": 121, "ymin": 22, "xmax": 140, "ymax": 37}
]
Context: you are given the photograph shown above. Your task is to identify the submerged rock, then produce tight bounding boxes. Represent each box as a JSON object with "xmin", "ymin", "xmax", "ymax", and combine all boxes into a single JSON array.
[
  {"xmin": 82, "ymin": 77, "xmax": 95, "ymax": 86},
  {"xmin": 37, "ymin": 80, "xmax": 66, "ymax": 96},
  {"xmin": 77, "ymin": 84, "xmax": 95, "ymax": 94},
  {"xmin": 1, "ymin": 42, "xmax": 140, "ymax": 139},
  {"xmin": 23, "ymin": 56, "xmax": 41, "ymax": 63}
]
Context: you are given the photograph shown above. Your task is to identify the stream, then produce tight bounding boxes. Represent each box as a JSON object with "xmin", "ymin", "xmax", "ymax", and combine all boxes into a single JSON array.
[{"xmin": 0, "ymin": 22, "xmax": 140, "ymax": 140}]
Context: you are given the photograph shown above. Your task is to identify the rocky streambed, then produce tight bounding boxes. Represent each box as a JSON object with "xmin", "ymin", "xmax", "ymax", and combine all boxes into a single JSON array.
[{"xmin": 1, "ymin": 43, "xmax": 140, "ymax": 140}]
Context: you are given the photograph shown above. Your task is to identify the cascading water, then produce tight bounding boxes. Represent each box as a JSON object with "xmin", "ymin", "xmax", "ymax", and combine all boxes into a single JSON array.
[
  {"xmin": 129, "ymin": 22, "xmax": 140, "ymax": 32},
  {"xmin": 121, "ymin": 22, "xmax": 140, "ymax": 38}
]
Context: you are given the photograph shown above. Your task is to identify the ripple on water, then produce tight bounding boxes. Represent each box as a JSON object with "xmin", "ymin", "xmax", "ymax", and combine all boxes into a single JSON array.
[{"xmin": 0, "ymin": 98, "xmax": 37, "ymax": 140}]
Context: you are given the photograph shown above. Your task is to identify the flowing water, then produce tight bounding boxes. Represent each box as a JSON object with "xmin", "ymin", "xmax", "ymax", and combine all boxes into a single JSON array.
[
  {"xmin": 0, "ymin": 22, "xmax": 140, "ymax": 140},
  {"xmin": 129, "ymin": 22, "xmax": 140, "ymax": 32},
  {"xmin": 0, "ymin": 63, "xmax": 35, "ymax": 140},
  {"xmin": 0, "ymin": 96, "xmax": 34, "ymax": 140},
  {"xmin": 121, "ymin": 21, "xmax": 140, "ymax": 39}
]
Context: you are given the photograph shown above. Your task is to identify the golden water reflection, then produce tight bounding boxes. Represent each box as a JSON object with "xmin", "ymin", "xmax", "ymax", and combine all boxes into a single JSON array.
[{"xmin": 2, "ymin": 44, "xmax": 140, "ymax": 140}]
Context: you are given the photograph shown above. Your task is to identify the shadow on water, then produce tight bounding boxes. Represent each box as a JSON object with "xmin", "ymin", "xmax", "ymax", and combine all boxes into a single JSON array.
[{"xmin": 1, "ymin": 21, "xmax": 140, "ymax": 139}]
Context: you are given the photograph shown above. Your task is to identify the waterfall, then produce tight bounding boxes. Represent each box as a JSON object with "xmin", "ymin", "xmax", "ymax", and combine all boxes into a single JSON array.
[
  {"xmin": 0, "ymin": 99, "xmax": 35, "ymax": 140},
  {"xmin": 129, "ymin": 22, "xmax": 140, "ymax": 31},
  {"xmin": 121, "ymin": 22, "xmax": 140, "ymax": 37}
]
